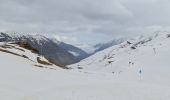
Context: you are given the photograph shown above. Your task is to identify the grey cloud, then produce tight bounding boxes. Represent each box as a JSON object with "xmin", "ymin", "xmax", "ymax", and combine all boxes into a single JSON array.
[{"xmin": 0, "ymin": 0, "xmax": 170, "ymax": 44}]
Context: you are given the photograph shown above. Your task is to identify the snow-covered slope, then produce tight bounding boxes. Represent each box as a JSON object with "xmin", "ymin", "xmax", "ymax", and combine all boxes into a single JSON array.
[
  {"xmin": 71, "ymin": 32, "xmax": 170, "ymax": 72},
  {"xmin": 0, "ymin": 42, "xmax": 55, "ymax": 68},
  {"xmin": 1, "ymin": 41, "xmax": 157, "ymax": 100},
  {"xmin": 1, "ymin": 32, "xmax": 170, "ymax": 100},
  {"xmin": 69, "ymin": 32, "xmax": 170, "ymax": 99}
]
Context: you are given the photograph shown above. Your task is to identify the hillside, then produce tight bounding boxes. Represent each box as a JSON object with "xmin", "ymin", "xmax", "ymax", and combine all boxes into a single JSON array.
[
  {"xmin": 69, "ymin": 32, "xmax": 170, "ymax": 99},
  {"xmin": 71, "ymin": 32, "xmax": 170, "ymax": 73}
]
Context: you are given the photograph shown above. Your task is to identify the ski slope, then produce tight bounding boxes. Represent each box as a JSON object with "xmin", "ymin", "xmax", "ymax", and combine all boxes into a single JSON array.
[{"xmin": 0, "ymin": 32, "xmax": 170, "ymax": 100}]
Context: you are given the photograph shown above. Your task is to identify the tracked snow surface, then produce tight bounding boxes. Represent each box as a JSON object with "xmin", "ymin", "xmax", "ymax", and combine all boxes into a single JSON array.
[{"xmin": 0, "ymin": 32, "xmax": 170, "ymax": 100}]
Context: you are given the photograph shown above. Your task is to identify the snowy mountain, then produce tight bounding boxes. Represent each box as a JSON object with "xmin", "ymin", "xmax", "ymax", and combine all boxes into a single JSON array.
[
  {"xmin": 1, "ymin": 32, "xmax": 170, "ymax": 100},
  {"xmin": 0, "ymin": 32, "xmax": 89, "ymax": 67}
]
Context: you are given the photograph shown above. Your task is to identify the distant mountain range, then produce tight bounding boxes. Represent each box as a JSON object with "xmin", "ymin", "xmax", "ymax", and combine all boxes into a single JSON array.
[
  {"xmin": 93, "ymin": 38, "xmax": 125, "ymax": 53},
  {"xmin": 74, "ymin": 39, "xmax": 126, "ymax": 55}
]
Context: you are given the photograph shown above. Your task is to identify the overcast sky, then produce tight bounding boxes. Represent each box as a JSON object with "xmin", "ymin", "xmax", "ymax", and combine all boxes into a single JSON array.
[{"xmin": 1, "ymin": 0, "xmax": 170, "ymax": 45}]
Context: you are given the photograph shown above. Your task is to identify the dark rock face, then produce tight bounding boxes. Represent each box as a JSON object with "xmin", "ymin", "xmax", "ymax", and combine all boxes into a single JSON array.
[
  {"xmin": 23, "ymin": 36, "xmax": 79, "ymax": 66},
  {"xmin": 0, "ymin": 32, "xmax": 81, "ymax": 67},
  {"xmin": 57, "ymin": 42, "xmax": 89, "ymax": 60}
]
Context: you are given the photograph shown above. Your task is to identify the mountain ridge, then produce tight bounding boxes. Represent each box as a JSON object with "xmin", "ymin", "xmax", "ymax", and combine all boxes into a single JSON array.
[{"xmin": 0, "ymin": 32, "xmax": 88, "ymax": 67}]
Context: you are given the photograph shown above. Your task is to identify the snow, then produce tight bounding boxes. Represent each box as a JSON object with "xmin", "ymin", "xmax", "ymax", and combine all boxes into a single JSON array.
[
  {"xmin": 1, "ymin": 32, "xmax": 170, "ymax": 100},
  {"xmin": 68, "ymin": 51, "xmax": 79, "ymax": 57}
]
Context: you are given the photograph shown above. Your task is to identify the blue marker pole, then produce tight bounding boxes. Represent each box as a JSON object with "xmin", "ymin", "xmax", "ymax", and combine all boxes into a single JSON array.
[{"xmin": 139, "ymin": 69, "xmax": 142, "ymax": 81}]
